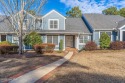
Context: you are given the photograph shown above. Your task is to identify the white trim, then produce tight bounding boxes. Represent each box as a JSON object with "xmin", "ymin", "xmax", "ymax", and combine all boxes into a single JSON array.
[
  {"xmin": 119, "ymin": 25, "xmax": 125, "ymax": 41},
  {"xmin": 119, "ymin": 25, "xmax": 125, "ymax": 30},
  {"xmin": 37, "ymin": 32, "xmax": 92, "ymax": 35},
  {"xmin": 42, "ymin": 18, "xmax": 44, "ymax": 30},
  {"xmin": 45, "ymin": 35, "xmax": 47, "ymax": 43},
  {"xmin": 78, "ymin": 35, "xmax": 90, "ymax": 45},
  {"xmin": 75, "ymin": 35, "xmax": 79, "ymax": 50},
  {"xmin": 48, "ymin": 19, "xmax": 59, "ymax": 30},
  {"xmin": 42, "ymin": 10, "xmax": 66, "ymax": 19},
  {"xmin": 56, "ymin": 36, "xmax": 59, "ymax": 47},
  {"xmin": 64, "ymin": 35, "xmax": 65, "ymax": 51},
  {"xmin": 94, "ymin": 29, "xmax": 114, "ymax": 31},
  {"xmin": 120, "ymin": 30, "xmax": 125, "ymax": 41},
  {"xmin": 99, "ymin": 31, "xmax": 112, "ymax": 41}
]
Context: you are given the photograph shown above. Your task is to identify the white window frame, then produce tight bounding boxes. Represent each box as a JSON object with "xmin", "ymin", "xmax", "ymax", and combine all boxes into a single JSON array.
[
  {"xmin": 99, "ymin": 31, "xmax": 112, "ymax": 41},
  {"xmin": 119, "ymin": 25, "xmax": 125, "ymax": 41},
  {"xmin": 79, "ymin": 35, "xmax": 90, "ymax": 44},
  {"xmin": 48, "ymin": 19, "xmax": 59, "ymax": 30},
  {"xmin": 47, "ymin": 35, "xmax": 59, "ymax": 46}
]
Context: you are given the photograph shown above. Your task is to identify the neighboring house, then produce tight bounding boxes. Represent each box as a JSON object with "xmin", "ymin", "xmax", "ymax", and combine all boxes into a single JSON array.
[
  {"xmin": 82, "ymin": 14, "xmax": 125, "ymax": 45},
  {"xmin": 0, "ymin": 10, "xmax": 124, "ymax": 50}
]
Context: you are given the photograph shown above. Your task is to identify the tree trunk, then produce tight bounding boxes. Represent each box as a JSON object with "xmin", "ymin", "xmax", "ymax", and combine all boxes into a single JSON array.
[{"xmin": 19, "ymin": 25, "xmax": 23, "ymax": 55}]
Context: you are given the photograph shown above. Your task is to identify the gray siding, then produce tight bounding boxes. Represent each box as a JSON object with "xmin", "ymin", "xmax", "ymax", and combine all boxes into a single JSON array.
[{"xmin": 42, "ymin": 11, "xmax": 65, "ymax": 30}]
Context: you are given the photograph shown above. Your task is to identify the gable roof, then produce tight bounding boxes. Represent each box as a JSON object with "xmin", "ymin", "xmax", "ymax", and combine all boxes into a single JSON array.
[
  {"xmin": 34, "ymin": 18, "xmax": 91, "ymax": 34},
  {"xmin": 84, "ymin": 14, "xmax": 125, "ymax": 30},
  {"xmin": 42, "ymin": 10, "xmax": 66, "ymax": 19}
]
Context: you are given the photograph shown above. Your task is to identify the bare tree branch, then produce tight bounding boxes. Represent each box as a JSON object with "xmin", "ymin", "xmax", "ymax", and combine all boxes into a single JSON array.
[{"xmin": 0, "ymin": 0, "xmax": 47, "ymax": 54}]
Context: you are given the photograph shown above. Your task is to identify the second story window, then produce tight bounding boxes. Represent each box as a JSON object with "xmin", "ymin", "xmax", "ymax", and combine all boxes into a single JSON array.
[{"xmin": 49, "ymin": 19, "xmax": 59, "ymax": 30}]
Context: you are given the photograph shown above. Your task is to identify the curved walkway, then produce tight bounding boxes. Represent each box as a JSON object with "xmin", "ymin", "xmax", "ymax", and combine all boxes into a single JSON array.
[{"xmin": 9, "ymin": 51, "xmax": 73, "ymax": 83}]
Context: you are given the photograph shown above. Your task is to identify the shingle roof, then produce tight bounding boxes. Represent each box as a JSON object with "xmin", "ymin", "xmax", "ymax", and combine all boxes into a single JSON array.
[
  {"xmin": 0, "ymin": 16, "xmax": 14, "ymax": 33},
  {"xmin": 36, "ymin": 18, "xmax": 91, "ymax": 34},
  {"xmin": 65, "ymin": 18, "xmax": 90, "ymax": 33},
  {"xmin": 84, "ymin": 14, "xmax": 125, "ymax": 30},
  {"xmin": 117, "ymin": 19, "xmax": 125, "ymax": 29}
]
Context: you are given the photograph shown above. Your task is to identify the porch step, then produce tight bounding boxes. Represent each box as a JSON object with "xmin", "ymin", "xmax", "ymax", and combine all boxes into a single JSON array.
[{"xmin": 65, "ymin": 48, "xmax": 78, "ymax": 54}]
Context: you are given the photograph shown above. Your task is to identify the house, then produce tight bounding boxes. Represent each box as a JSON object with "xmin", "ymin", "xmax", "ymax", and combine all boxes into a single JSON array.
[
  {"xmin": 0, "ymin": 10, "xmax": 124, "ymax": 50},
  {"xmin": 82, "ymin": 14, "xmax": 125, "ymax": 45}
]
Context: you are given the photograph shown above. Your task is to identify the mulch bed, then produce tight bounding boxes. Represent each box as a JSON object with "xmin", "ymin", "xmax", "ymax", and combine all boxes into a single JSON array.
[{"xmin": 0, "ymin": 51, "xmax": 67, "ymax": 83}]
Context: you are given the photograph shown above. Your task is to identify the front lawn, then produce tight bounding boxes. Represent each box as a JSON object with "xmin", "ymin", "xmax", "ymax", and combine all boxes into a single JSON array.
[
  {"xmin": 0, "ymin": 51, "xmax": 67, "ymax": 82},
  {"xmin": 45, "ymin": 50, "xmax": 125, "ymax": 83}
]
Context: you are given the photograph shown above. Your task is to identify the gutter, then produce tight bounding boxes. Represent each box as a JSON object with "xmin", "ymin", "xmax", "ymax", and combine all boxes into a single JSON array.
[
  {"xmin": 94, "ymin": 29, "xmax": 115, "ymax": 31},
  {"xmin": 37, "ymin": 32, "xmax": 92, "ymax": 35}
]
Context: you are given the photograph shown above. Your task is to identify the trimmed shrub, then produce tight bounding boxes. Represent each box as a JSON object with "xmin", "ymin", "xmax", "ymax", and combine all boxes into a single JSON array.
[
  {"xmin": 0, "ymin": 41, "xmax": 11, "ymax": 46},
  {"xmin": 34, "ymin": 43, "xmax": 55, "ymax": 53},
  {"xmin": 85, "ymin": 41, "xmax": 97, "ymax": 51},
  {"xmin": 33, "ymin": 44, "xmax": 45, "ymax": 54},
  {"xmin": 110, "ymin": 41, "xmax": 123, "ymax": 50},
  {"xmin": 42, "ymin": 43, "xmax": 55, "ymax": 53},
  {"xmin": 0, "ymin": 41, "xmax": 19, "ymax": 54},
  {"xmin": 100, "ymin": 32, "xmax": 111, "ymax": 49},
  {"xmin": 0, "ymin": 46, "xmax": 19, "ymax": 54},
  {"xmin": 59, "ymin": 39, "xmax": 63, "ymax": 51},
  {"xmin": 121, "ymin": 41, "xmax": 125, "ymax": 49}
]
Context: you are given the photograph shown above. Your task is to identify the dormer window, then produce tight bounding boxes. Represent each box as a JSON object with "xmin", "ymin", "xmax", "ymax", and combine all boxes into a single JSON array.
[{"xmin": 49, "ymin": 19, "xmax": 59, "ymax": 30}]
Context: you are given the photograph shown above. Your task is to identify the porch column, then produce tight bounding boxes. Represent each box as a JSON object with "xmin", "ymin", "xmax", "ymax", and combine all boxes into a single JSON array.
[
  {"xmin": 75, "ymin": 35, "xmax": 79, "ymax": 50},
  {"xmin": 120, "ymin": 30, "xmax": 122, "ymax": 41}
]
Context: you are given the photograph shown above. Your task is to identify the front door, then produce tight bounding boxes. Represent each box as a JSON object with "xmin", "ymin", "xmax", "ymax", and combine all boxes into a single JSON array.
[
  {"xmin": 123, "ymin": 31, "xmax": 125, "ymax": 41},
  {"xmin": 66, "ymin": 36, "xmax": 74, "ymax": 48}
]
